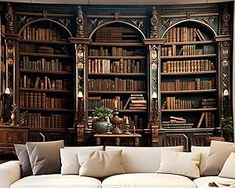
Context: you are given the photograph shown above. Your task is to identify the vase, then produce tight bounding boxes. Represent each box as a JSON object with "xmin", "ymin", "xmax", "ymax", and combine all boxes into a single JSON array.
[{"xmin": 94, "ymin": 119, "xmax": 113, "ymax": 133}]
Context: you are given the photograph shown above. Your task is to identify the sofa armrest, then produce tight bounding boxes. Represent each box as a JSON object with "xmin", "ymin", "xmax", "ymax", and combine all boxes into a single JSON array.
[{"xmin": 0, "ymin": 161, "xmax": 21, "ymax": 188}]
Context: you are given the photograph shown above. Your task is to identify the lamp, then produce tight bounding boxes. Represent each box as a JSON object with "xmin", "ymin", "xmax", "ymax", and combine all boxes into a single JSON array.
[
  {"xmin": 77, "ymin": 90, "xmax": 83, "ymax": 98},
  {"xmin": 223, "ymin": 89, "xmax": 229, "ymax": 96},
  {"xmin": 152, "ymin": 91, "xmax": 157, "ymax": 99}
]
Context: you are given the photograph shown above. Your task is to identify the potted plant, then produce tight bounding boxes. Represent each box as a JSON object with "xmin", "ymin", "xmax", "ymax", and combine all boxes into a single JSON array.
[
  {"xmin": 221, "ymin": 116, "xmax": 234, "ymax": 142},
  {"xmin": 92, "ymin": 107, "xmax": 113, "ymax": 133}
]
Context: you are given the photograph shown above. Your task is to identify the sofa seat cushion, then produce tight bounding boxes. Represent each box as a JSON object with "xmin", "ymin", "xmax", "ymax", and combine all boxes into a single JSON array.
[
  {"xmin": 10, "ymin": 174, "xmax": 101, "ymax": 188},
  {"xmin": 102, "ymin": 173, "xmax": 196, "ymax": 188},
  {"xmin": 194, "ymin": 176, "xmax": 235, "ymax": 188}
]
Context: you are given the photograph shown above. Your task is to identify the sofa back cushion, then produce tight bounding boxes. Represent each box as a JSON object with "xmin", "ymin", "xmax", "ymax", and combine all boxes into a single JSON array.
[
  {"xmin": 79, "ymin": 150, "xmax": 125, "ymax": 178},
  {"xmin": 60, "ymin": 146, "xmax": 103, "ymax": 175},
  {"xmin": 105, "ymin": 146, "xmax": 183, "ymax": 173},
  {"xmin": 157, "ymin": 150, "xmax": 201, "ymax": 178},
  {"xmin": 202, "ymin": 140, "xmax": 235, "ymax": 176},
  {"xmin": 26, "ymin": 140, "xmax": 64, "ymax": 175},
  {"xmin": 191, "ymin": 146, "xmax": 210, "ymax": 175}
]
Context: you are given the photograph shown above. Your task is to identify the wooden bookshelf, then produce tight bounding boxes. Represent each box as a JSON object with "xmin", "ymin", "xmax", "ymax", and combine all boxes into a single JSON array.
[
  {"xmin": 17, "ymin": 20, "xmax": 75, "ymax": 142},
  {"xmin": 159, "ymin": 22, "xmax": 218, "ymax": 131},
  {"xmin": 87, "ymin": 22, "xmax": 148, "ymax": 133}
]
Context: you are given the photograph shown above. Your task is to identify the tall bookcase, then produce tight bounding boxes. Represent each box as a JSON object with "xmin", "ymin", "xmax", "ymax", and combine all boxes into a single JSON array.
[
  {"xmin": 17, "ymin": 20, "xmax": 76, "ymax": 143},
  {"xmin": 87, "ymin": 22, "xmax": 149, "ymax": 133},
  {"xmin": 160, "ymin": 22, "xmax": 217, "ymax": 129},
  {"xmin": 154, "ymin": 3, "xmax": 233, "ymax": 150}
]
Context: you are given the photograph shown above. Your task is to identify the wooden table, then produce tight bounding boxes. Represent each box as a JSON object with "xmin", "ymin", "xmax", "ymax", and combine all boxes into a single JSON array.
[{"xmin": 94, "ymin": 133, "xmax": 142, "ymax": 146}]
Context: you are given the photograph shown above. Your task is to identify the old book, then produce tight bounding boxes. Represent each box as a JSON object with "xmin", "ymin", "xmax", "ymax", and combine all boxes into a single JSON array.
[{"xmin": 196, "ymin": 112, "xmax": 205, "ymax": 128}]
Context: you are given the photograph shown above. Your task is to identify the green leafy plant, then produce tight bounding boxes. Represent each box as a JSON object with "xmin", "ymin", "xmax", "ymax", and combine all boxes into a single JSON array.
[
  {"xmin": 92, "ymin": 107, "xmax": 112, "ymax": 120},
  {"xmin": 221, "ymin": 116, "xmax": 234, "ymax": 142}
]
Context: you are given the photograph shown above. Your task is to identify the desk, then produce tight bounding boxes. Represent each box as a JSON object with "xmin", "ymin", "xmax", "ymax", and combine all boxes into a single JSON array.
[{"xmin": 94, "ymin": 133, "xmax": 142, "ymax": 146}]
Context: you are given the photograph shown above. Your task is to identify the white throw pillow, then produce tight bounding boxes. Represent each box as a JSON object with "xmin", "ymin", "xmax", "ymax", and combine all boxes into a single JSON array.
[
  {"xmin": 78, "ymin": 150, "xmax": 125, "ymax": 178},
  {"xmin": 202, "ymin": 141, "xmax": 235, "ymax": 176},
  {"xmin": 157, "ymin": 150, "xmax": 200, "ymax": 178},
  {"xmin": 60, "ymin": 146, "xmax": 103, "ymax": 175},
  {"xmin": 219, "ymin": 152, "xmax": 235, "ymax": 179}
]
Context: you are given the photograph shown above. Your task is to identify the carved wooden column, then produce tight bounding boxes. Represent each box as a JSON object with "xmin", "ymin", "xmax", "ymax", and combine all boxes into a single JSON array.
[
  {"xmin": 69, "ymin": 6, "xmax": 90, "ymax": 145},
  {"xmin": 5, "ymin": 3, "xmax": 20, "ymax": 105},
  {"xmin": 215, "ymin": 3, "xmax": 232, "ymax": 121},
  {"xmin": 144, "ymin": 6, "xmax": 165, "ymax": 146}
]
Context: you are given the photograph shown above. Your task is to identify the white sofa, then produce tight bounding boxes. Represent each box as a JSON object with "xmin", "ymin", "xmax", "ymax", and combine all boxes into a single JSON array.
[{"xmin": 1, "ymin": 145, "xmax": 235, "ymax": 188}]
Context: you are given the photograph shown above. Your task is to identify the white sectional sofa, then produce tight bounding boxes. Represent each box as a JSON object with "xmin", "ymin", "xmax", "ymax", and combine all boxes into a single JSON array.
[{"xmin": 1, "ymin": 142, "xmax": 235, "ymax": 188}]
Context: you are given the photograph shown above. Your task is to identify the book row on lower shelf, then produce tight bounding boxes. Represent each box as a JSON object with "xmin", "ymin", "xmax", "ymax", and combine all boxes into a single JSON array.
[
  {"xmin": 161, "ymin": 78, "xmax": 215, "ymax": 91},
  {"xmin": 20, "ymin": 92, "xmax": 72, "ymax": 109},
  {"xmin": 161, "ymin": 44, "xmax": 215, "ymax": 56},
  {"xmin": 88, "ymin": 95, "xmax": 147, "ymax": 110},
  {"xmin": 26, "ymin": 113, "xmax": 72, "ymax": 129},
  {"xmin": 20, "ymin": 75, "xmax": 72, "ymax": 90},
  {"xmin": 161, "ymin": 59, "xmax": 215, "ymax": 73},
  {"xmin": 88, "ymin": 79, "xmax": 145, "ymax": 91},
  {"xmin": 162, "ymin": 111, "xmax": 215, "ymax": 129},
  {"xmin": 88, "ymin": 59, "xmax": 145, "ymax": 74},
  {"xmin": 162, "ymin": 97, "xmax": 216, "ymax": 110},
  {"xmin": 20, "ymin": 56, "xmax": 72, "ymax": 72}
]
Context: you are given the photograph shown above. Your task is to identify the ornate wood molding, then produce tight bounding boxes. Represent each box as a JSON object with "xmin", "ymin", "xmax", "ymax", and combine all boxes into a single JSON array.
[
  {"xmin": 76, "ymin": 6, "xmax": 85, "ymax": 38},
  {"xmin": 5, "ymin": 3, "xmax": 15, "ymax": 34}
]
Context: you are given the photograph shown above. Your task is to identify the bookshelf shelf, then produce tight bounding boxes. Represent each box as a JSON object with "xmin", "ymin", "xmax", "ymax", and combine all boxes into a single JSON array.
[
  {"xmin": 164, "ymin": 40, "xmax": 214, "ymax": 46},
  {"xmin": 30, "ymin": 128, "xmax": 76, "ymax": 133},
  {"xmin": 88, "ymin": 91, "xmax": 146, "ymax": 94},
  {"xmin": 88, "ymin": 109, "xmax": 147, "ymax": 113},
  {"xmin": 21, "ymin": 39, "xmax": 70, "ymax": 45},
  {"xmin": 19, "ymin": 52, "xmax": 73, "ymax": 58},
  {"xmin": 88, "ymin": 73, "xmax": 146, "ymax": 77},
  {"xmin": 20, "ymin": 107, "xmax": 73, "ymax": 112},
  {"xmin": 161, "ymin": 70, "xmax": 216, "ymax": 76},
  {"xmin": 161, "ymin": 108, "xmax": 217, "ymax": 112},
  {"xmin": 19, "ymin": 88, "xmax": 72, "ymax": 93},
  {"xmin": 161, "ymin": 54, "xmax": 216, "ymax": 59},
  {"xmin": 91, "ymin": 42, "xmax": 145, "ymax": 46},
  {"xmin": 88, "ymin": 55, "xmax": 146, "ymax": 60},
  {"xmin": 161, "ymin": 89, "xmax": 217, "ymax": 94},
  {"xmin": 19, "ymin": 69, "xmax": 73, "ymax": 75}
]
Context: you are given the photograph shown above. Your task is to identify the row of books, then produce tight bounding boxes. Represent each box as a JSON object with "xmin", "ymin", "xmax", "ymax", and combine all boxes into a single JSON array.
[
  {"xmin": 89, "ymin": 47, "xmax": 140, "ymax": 56},
  {"xmin": 22, "ymin": 26, "xmax": 63, "ymax": 41},
  {"xmin": 161, "ymin": 78, "xmax": 215, "ymax": 91},
  {"xmin": 88, "ymin": 79, "xmax": 145, "ymax": 91},
  {"xmin": 161, "ymin": 44, "xmax": 215, "ymax": 56},
  {"xmin": 165, "ymin": 27, "xmax": 206, "ymax": 42},
  {"xmin": 20, "ymin": 75, "xmax": 72, "ymax": 90},
  {"xmin": 19, "ymin": 92, "xmax": 72, "ymax": 109},
  {"xmin": 20, "ymin": 56, "xmax": 72, "ymax": 72},
  {"xmin": 163, "ymin": 97, "xmax": 200, "ymax": 110},
  {"xmin": 163, "ymin": 97, "xmax": 216, "ymax": 110},
  {"xmin": 88, "ymin": 59, "xmax": 145, "ymax": 74},
  {"xmin": 195, "ymin": 111, "xmax": 215, "ymax": 128},
  {"xmin": 162, "ymin": 59, "xmax": 215, "ymax": 73},
  {"xmin": 88, "ymin": 96, "xmax": 123, "ymax": 110},
  {"xmin": 94, "ymin": 26, "xmax": 141, "ymax": 43},
  {"xmin": 201, "ymin": 98, "xmax": 216, "ymax": 108},
  {"xmin": 26, "ymin": 113, "xmax": 72, "ymax": 129}
]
